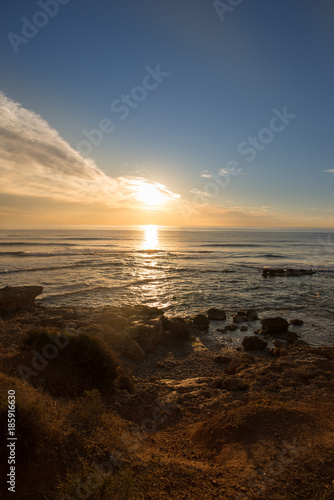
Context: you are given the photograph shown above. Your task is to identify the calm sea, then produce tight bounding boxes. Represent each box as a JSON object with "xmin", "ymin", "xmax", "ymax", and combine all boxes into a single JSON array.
[{"xmin": 0, "ymin": 227, "xmax": 333, "ymax": 346}]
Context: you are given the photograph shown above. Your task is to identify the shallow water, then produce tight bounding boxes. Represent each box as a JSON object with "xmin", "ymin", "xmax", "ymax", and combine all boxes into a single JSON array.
[{"xmin": 0, "ymin": 226, "xmax": 333, "ymax": 346}]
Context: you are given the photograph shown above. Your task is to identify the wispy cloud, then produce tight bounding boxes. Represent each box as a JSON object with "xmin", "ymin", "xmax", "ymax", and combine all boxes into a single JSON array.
[
  {"xmin": 0, "ymin": 92, "xmax": 179, "ymax": 208},
  {"xmin": 324, "ymin": 169, "xmax": 334, "ymax": 173},
  {"xmin": 200, "ymin": 170, "xmax": 212, "ymax": 178}
]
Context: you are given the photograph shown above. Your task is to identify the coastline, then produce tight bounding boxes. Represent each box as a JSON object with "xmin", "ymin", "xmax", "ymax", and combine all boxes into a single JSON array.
[{"xmin": 0, "ymin": 287, "xmax": 334, "ymax": 499}]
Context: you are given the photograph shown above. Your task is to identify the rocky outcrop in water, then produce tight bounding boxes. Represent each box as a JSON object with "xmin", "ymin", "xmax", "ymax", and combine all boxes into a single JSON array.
[{"xmin": 262, "ymin": 267, "xmax": 315, "ymax": 277}]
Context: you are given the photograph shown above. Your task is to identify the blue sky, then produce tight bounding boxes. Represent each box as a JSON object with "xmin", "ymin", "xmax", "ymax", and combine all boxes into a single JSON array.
[{"xmin": 0, "ymin": 0, "xmax": 334, "ymax": 226}]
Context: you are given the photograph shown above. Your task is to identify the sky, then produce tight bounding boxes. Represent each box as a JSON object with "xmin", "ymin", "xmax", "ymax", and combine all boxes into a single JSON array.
[{"xmin": 0, "ymin": 0, "xmax": 334, "ymax": 227}]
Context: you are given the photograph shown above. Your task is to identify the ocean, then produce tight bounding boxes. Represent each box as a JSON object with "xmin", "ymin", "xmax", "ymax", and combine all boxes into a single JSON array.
[{"xmin": 0, "ymin": 227, "xmax": 333, "ymax": 346}]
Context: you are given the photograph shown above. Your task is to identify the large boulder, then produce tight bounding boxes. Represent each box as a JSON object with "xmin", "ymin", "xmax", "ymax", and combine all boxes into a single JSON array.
[
  {"xmin": 0, "ymin": 286, "xmax": 43, "ymax": 315},
  {"xmin": 193, "ymin": 314, "xmax": 210, "ymax": 329},
  {"xmin": 242, "ymin": 336, "xmax": 267, "ymax": 351},
  {"xmin": 207, "ymin": 308, "xmax": 226, "ymax": 320},
  {"xmin": 261, "ymin": 317, "xmax": 289, "ymax": 333}
]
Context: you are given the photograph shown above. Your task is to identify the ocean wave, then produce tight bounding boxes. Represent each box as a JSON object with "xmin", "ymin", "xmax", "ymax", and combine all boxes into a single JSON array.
[
  {"xmin": 200, "ymin": 243, "xmax": 263, "ymax": 248},
  {"xmin": 0, "ymin": 242, "xmax": 79, "ymax": 247}
]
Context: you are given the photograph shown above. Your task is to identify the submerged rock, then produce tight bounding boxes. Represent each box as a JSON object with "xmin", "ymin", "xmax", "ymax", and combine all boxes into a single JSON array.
[{"xmin": 0, "ymin": 286, "xmax": 43, "ymax": 315}]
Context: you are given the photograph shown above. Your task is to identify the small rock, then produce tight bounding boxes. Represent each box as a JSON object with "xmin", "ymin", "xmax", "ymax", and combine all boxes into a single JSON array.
[
  {"xmin": 193, "ymin": 314, "xmax": 210, "ymax": 329},
  {"xmin": 290, "ymin": 318, "xmax": 304, "ymax": 326},
  {"xmin": 273, "ymin": 339, "xmax": 287, "ymax": 348},
  {"xmin": 207, "ymin": 308, "xmax": 226, "ymax": 320},
  {"xmin": 233, "ymin": 315, "xmax": 244, "ymax": 324},
  {"xmin": 225, "ymin": 323, "xmax": 238, "ymax": 331},
  {"xmin": 240, "ymin": 353, "xmax": 256, "ymax": 364},
  {"xmin": 224, "ymin": 360, "xmax": 241, "ymax": 375},
  {"xmin": 242, "ymin": 336, "xmax": 267, "ymax": 351},
  {"xmin": 246, "ymin": 309, "xmax": 258, "ymax": 321},
  {"xmin": 221, "ymin": 377, "xmax": 249, "ymax": 391},
  {"xmin": 286, "ymin": 331, "xmax": 299, "ymax": 344},
  {"xmin": 240, "ymin": 325, "xmax": 248, "ymax": 332}
]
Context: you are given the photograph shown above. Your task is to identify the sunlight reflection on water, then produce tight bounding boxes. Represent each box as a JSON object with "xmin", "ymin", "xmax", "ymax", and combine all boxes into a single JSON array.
[{"xmin": 141, "ymin": 225, "xmax": 159, "ymax": 250}]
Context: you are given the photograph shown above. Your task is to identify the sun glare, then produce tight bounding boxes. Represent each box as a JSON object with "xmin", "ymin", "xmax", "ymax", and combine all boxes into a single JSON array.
[
  {"xmin": 142, "ymin": 225, "xmax": 159, "ymax": 250},
  {"xmin": 135, "ymin": 181, "xmax": 168, "ymax": 207}
]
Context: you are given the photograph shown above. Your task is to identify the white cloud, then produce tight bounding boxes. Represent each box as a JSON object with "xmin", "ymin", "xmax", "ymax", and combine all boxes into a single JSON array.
[
  {"xmin": 324, "ymin": 169, "xmax": 334, "ymax": 173},
  {"xmin": 0, "ymin": 92, "xmax": 179, "ymax": 208},
  {"xmin": 200, "ymin": 170, "xmax": 212, "ymax": 178}
]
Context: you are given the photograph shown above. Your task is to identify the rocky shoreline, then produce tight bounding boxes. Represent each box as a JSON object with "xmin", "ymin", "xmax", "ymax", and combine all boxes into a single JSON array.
[{"xmin": 0, "ymin": 286, "xmax": 334, "ymax": 499}]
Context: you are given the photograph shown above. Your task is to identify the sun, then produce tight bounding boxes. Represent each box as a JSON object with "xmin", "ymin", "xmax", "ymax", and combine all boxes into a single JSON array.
[{"xmin": 135, "ymin": 181, "xmax": 168, "ymax": 207}]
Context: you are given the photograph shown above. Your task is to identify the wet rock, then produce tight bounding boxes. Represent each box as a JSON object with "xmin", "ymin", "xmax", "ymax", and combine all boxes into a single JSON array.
[
  {"xmin": 237, "ymin": 310, "xmax": 246, "ymax": 317},
  {"xmin": 286, "ymin": 331, "xmax": 299, "ymax": 344},
  {"xmin": 290, "ymin": 318, "xmax": 304, "ymax": 326},
  {"xmin": 233, "ymin": 315, "xmax": 244, "ymax": 324},
  {"xmin": 242, "ymin": 336, "xmax": 267, "ymax": 351},
  {"xmin": 207, "ymin": 308, "xmax": 226, "ymax": 320},
  {"xmin": 262, "ymin": 267, "xmax": 315, "ymax": 277},
  {"xmin": 261, "ymin": 317, "xmax": 289, "ymax": 333},
  {"xmin": 240, "ymin": 325, "xmax": 248, "ymax": 332},
  {"xmin": 193, "ymin": 314, "xmax": 210, "ymax": 329},
  {"xmin": 273, "ymin": 339, "xmax": 287, "ymax": 348},
  {"xmin": 225, "ymin": 323, "xmax": 238, "ymax": 331},
  {"xmin": 0, "ymin": 286, "xmax": 43, "ymax": 315},
  {"xmin": 246, "ymin": 309, "xmax": 258, "ymax": 321}
]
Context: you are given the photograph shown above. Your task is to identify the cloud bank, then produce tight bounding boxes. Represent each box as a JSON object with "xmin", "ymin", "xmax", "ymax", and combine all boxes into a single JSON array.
[{"xmin": 0, "ymin": 92, "xmax": 179, "ymax": 208}]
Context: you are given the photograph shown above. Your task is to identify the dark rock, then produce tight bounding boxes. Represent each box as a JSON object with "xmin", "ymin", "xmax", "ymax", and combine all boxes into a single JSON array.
[
  {"xmin": 240, "ymin": 353, "xmax": 256, "ymax": 364},
  {"xmin": 261, "ymin": 317, "xmax": 289, "ymax": 333},
  {"xmin": 225, "ymin": 323, "xmax": 238, "ymax": 331},
  {"xmin": 207, "ymin": 308, "xmax": 226, "ymax": 320},
  {"xmin": 262, "ymin": 267, "xmax": 315, "ymax": 277},
  {"xmin": 273, "ymin": 339, "xmax": 287, "ymax": 348},
  {"xmin": 290, "ymin": 318, "xmax": 304, "ymax": 326},
  {"xmin": 213, "ymin": 355, "xmax": 232, "ymax": 364},
  {"xmin": 233, "ymin": 315, "xmax": 244, "ymax": 324},
  {"xmin": 221, "ymin": 377, "xmax": 249, "ymax": 391},
  {"xmin": 193, "ymin": 314, "xmax": 210, "ymax": 329},
  {"xmin": 240, "ymin": 325, "xmax": 248, "ymax": 332},
  {"xmin": 237, "ymin": 310, "xmax": 246, "ymax": 317},
  {"xmin": 224, "ymin": 360, "xmax": 242, "ymax": 375},
  {"xmin": 246, "ymin": 309, "xmax": 258, "ymax": 321},
  {"xmin": 242, "ymin": 336, "xmax": 267, "ymax": 351},
  {"xmin": 0, "ymin": 286, "xmax": 43, "ymax": 315},
  {"xmin": 286, "ymin": 331, "xmax": 299, "ymax": 344}
]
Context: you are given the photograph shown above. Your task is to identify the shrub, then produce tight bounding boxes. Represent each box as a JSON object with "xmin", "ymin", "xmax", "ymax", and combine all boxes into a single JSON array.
[{"xmin": 25, "ymin": 329, "xmax": 119, "ymax": 393}]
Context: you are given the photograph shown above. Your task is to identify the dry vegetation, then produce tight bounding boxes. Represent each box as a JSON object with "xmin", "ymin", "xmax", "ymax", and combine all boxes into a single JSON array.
[{"xmin": 0, "ymin": 307, "xmax": 334, "ymax": 499}]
